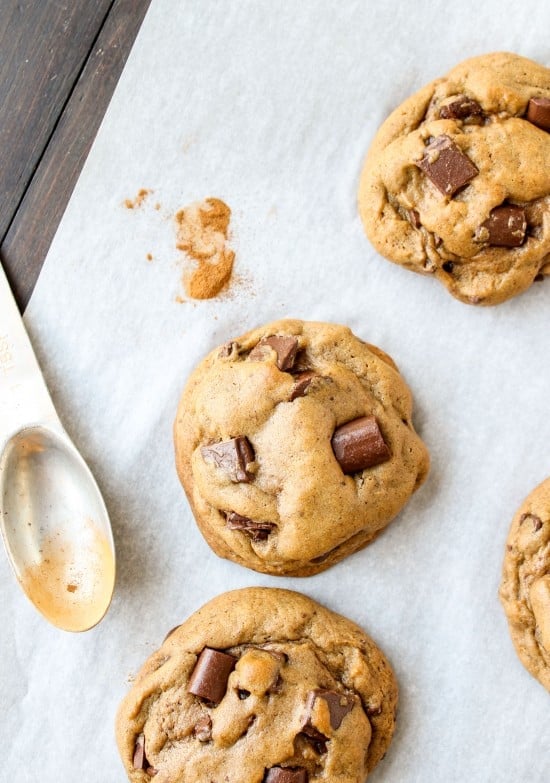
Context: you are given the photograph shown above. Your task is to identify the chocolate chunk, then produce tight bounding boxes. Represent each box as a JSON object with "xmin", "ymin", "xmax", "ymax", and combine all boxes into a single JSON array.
[
  {"xmin": 194, "ymin": 715, "xmax": 213, "ymax": 742},
  {"xmin": 264, "ymin": 768, "xmax": 308, "ymax": 783},
  {"xmin": 163, "ymin": 625, "xmax": 180, "ymax": 642},
  {"xmin": 226, "ymin": 512, "xmax": 276, "ymax": 541},
  {"xmin": 290, "ymin": 370, "xmax": 316, "ymax": 401},
  {"xmin": 331, "ymin": 415, "xmax": 391, "ymax": 474},
  {"xmin": 219, "ymin": 340, "xmax": 239, "ymax": 358},
  {"xmin": 416, "ymin": 135, "xmax": 478, "ymax": 197},
  {"xmin": 304, "ymin": 689, "xmax": 355, "ymax": 733},
  {"xmin": 188, "ymin": 648, "xmax": 237, "ymax": 704},
  {"xmin": 480, "ymin": 205, "xmax": 527, "ymax": 247},
  {"xmin": 133, "ymin": 735, "xmax": 148, "ymax": 770},
  {"xmin": 442, "ymin": 261, "xmax": 454, "ymax": 273},
  {"xmin": 520, "ymin": 513, "xmax": 542, "ymax": 532},
  {"xmin": 440, "ymin": 96, "xmax": 483, "ymax": 120},
  {"xmin": 526, "ymin": 97, "xmax": 550, "ymax": 131},
  {"xmin": 249, "ymin": 335, "xmax": 298, "ymax": 371},
  {"xmin": 201, "ymin": 437, "xmax": 255, "ymax": 483},
  {"xmin": 407, "ymin": 209, "xmax": 422, "ymax": 229}
]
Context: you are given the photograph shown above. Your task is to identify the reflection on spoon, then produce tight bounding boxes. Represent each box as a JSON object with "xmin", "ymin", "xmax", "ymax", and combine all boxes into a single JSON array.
[{"xmin": 1, "ymin": 427, "xmax": 116, "ymax": 632}]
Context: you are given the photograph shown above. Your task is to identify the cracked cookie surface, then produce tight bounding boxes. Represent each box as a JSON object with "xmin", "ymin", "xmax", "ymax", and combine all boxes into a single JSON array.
[
  {"xmin": 500, "ymin": 477, "xmax": 550, "ymax": 692},
  {"xmin": 174, "ymin": 319, "xmax": 429, "ymax": 576},
  {"xmin": 358, "ymin": 52, "xmax": 550, "ymax": 306},
  {"xmin": 115, "ymin": 588, "xmax": 398, "ymax": 783}
]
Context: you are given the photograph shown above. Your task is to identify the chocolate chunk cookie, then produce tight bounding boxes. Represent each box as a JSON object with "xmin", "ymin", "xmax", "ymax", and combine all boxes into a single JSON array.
[
  {"xmin": 116, "ymin": 588, "xmax": 398, "ymax": 782},
  {"xmin": 174, "ymin": 319, "xmax": 429, "ymax": 576},
  {"xmin": 499, "ymin": 477, "xmax": 550, "ymax": 692},
  {"xmin": 358, "ymin": 52, "xmax": 550, "ymax": 306}
]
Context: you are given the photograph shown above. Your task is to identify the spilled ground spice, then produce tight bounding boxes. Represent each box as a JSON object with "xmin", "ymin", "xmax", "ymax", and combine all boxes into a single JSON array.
[
  {"xmin": 124, "ymin": 188, "xmax": 152, "ymax": 209},
  {"xmin": 175, "ymin": 198, "xmax": 235, "ymax": 299}
]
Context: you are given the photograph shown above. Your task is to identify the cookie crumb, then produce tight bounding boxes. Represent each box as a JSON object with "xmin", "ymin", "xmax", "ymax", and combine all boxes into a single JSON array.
[
  {"xmin": 175, "ymin": 198, "xmax": 235, "ymax": 300},
  {"xmin": 146, "ymin": 253, "xmax": 153, "ymax": 262}
]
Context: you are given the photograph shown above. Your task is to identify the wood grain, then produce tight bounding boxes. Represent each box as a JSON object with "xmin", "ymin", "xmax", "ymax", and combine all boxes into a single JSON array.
[
  {"xmin": 0, "ymin": 0, "xmax": 113, "ymax": 241},
  {"xmin": 0, "ymin": 0, "xmax": 152, "ymax": 311}
]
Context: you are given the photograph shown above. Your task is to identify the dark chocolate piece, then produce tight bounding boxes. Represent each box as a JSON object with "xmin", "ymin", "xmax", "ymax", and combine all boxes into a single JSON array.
[
  {"xmin": 290, "ymin": 370, "xmax": 316, "ymax": 401},
  {"xmin": 201, "ymin": 437, "xmax": 255, "ymax": 483},
  {"xmin": 194, "ymin": 715, "xmax": 213, "ymax": 742},
  {"xmin": 249, "ymin": 335, "xmax": 298, "ymax": 371},
  {"xmin": 480, "ymin": 205, "xmax": 527, "ymax": 247},
  {"xmin": 526, "ymin": 97, "xmax": 550, "ymax": 131},
  {"xmin": 442, "ymin": 261, "xmax": 454, "ymax": 274},
  {"xmin": 219, "ymin": 340, "xmax": 239, "ymax": 358},
  {"xmin": 226, "ymin": 512, "xmax": 276, "ymax": 541},
  {"xmin": 407, "ymin": 209, "xmax": 422, "ymax": 229},
  {"xmin": 416, "ymin": 135, "xmax": 478, "ymax": 197},
  {"xmin": 187, "ymin": 648, "xmax": 237, "ymax": 704},
  {"xmin": 133, "ymin": 735, "xmax": 148, "ymax": 770},
  {"xmin": 440, "ymin": 96, "xmax": 483, "ymax": 120},
  {"xmin": 519, "ymin": 513, "xmax": 543, "ymax": 532},
  {"xmin": 163, "ymin": 625, "xmax": 180, "ymax": 642},
  {"xmin": 304, "ymin": 689, "xmax": 355, "ymax": 733},
  {"xmin": 331, "ymin": 415, "xmax": 391, "ymax": 474},
  {"xmin": 264, "ymin": 768, "xmax": 308, "ymax": 783}
]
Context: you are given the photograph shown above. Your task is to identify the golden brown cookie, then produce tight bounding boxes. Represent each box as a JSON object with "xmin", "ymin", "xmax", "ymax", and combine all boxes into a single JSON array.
[
  {"xmin": 358, "ymin": 52, "xmax": 550, "ymax": 306},
  {"xmin": 174, "ymin": 319, "xmax": 429, "ymax": 576},
  {"xmin": 115, "ymin": 588, "xmax": 398, "ymax": 783},
  {"xmin": 499, "ymin": 477, "xmax": 550, "ymax": 692}
]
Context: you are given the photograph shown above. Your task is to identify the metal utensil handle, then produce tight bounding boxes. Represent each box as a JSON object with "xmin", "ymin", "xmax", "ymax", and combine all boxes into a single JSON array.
[{"xmin": 0, "ymin": 263, "xmax": 59, "ymax": 444}]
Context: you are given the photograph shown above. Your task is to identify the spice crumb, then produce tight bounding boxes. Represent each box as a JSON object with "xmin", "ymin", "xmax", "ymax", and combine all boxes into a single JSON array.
[{"xmin": 124, "ymin": 188, "xmax": 152, "ymax": 209}]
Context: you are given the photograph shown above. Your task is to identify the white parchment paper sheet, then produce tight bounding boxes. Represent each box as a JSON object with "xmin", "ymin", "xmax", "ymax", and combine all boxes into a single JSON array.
[{"xmin": 2, "ymin": 1, "xmax": 549, "ymax": 780}]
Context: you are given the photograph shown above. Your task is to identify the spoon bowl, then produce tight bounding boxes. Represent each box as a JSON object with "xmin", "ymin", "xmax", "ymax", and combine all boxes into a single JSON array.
[
  {"xmin": 0, "ymin": 426, "xmax": 115, "ymax": 631},
  {"xmin": 0, "ymin": 260, "xmax": 116, "ymax": 631}
]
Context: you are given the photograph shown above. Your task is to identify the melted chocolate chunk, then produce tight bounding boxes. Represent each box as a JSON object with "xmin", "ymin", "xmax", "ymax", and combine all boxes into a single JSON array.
[
  {"xmin": 133, "ymin": 735, "xmax": 149, "ymax": 770},
  {"xmin": 201, "ymin": 437, "xmax": 255, "ymax": 482},
  {"xmin": 331, "ymin": 415, "xmax": 391, "ymax": 474},
  {"xmin": 440, "ymin": 96, "xmax": 483, "ymax": 120},
  {"xmin": 480, "ymin": 205, "xmax": 527, "ymax": 247},
  {"xmin": 416, "ymin": 135, "xmax": 478, "ymax": 197},
  {"xmin": 519, "ymin": 513, "xmax": 543, "ymax": 532},
  {"xmin": 226, "ymin": 512, "xmax": 276, "ymax": 541},
  {"xmin": 194, "ymin": 715, "xmax": 213, "ymax": 742},
  {"xmin": 187, "ymin": 648, "xmax": 237, "ymax": 704},
  {"xmin": 264, "ymin": 768, "xmax": 308, "ymax": 783},
  {"xmin": 304, "ymin": 689, "xmax": 355, "ymax": 732},
  {"xmin": 407, "ymin": 208, "xmax": 422, "ymax": 228},
  {"xmin": 219, "ymin": 340, "xmax": 239, "ymax": 358},
  {"xmin": 526, "ymin": 97, "xmax": 550, "ymax": 131},
  {"xmin": 290, "ymin": 370, "xmax": 316, "ymax": 400},
  {"xmin": 442, "ymin": 261, "xmax": 454, "ymax": 274},
  {"xmin": 249, "ymin": 335, "xmax": 299, "ymax": 371}
]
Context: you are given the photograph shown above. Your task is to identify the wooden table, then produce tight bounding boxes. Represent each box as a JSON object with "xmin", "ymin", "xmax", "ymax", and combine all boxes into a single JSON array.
[{"xmin": 0, "ymin": 0, "xmax": 152, "ymax": 312}]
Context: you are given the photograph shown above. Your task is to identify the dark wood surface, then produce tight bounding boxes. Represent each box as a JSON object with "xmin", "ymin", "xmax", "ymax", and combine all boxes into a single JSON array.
[{"xmin": 0, "ymin": 0, "xmax": 152, "ymax": 312}]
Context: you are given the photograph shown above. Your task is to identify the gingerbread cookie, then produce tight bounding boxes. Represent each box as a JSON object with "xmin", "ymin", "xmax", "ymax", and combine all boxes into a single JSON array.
[
  {"xmin": 500, "ymin": 477, "xmax": 550, "ymax": 692},
  {"xmin": 358, "ymin": 52, "xmax": 550, "ymax": 306},
  {"xmin": 116, "ymin": 588, "xmax": 398, "ymax": 782},
  {"xmin": 174, "ymin": 319, "xmax": 429, "ymax": 576}
]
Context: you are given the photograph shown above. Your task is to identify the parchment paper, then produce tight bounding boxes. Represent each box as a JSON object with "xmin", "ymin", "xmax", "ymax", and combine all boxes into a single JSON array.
[{"xmin": 2, "ymin": 1, "xmax": 549, "ymax": 780}]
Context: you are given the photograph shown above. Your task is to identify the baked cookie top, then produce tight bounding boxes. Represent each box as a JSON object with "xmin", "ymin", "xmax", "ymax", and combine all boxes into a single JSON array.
[
  {"xmin": 500, "ymin": 477, "xmax": 550, "ymax": 692},
  {"xmin": 174, "ymin": 319, "xmax": 429, "ymax": 576},
  {"xmin": 116, "ymin": 588, "xmax": 398, "ymax": 783},
  {"xmin": 358, "ymin": 52, "xmax": 550, "ymax": 306}
]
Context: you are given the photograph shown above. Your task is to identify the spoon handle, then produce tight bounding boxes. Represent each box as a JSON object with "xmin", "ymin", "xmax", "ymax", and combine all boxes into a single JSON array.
[{"xmin": 0, "ymin": 263, "xmax": 60, "ymax": 445}]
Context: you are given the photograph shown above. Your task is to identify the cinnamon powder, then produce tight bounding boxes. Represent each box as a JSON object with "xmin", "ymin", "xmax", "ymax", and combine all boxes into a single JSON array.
[
  {"xmin": 175, "ymin": 198, "xmax": 235, "ymax": 299},
  {"xmin": 124, "ymin": 188, "xmax": 152, "ymax": 209}
]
